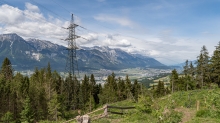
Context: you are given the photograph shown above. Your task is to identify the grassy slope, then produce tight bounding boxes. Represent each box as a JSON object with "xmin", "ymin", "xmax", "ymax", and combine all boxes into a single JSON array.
[{"xmin": 91, "ymin": 88, "xmax": 220, "ymax": 123}]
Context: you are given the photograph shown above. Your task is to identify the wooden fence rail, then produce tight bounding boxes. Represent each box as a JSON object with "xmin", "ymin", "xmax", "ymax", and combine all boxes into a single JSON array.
[
  {"xmin": 63, "ymin": 105, "xmax": 135, "ymax": 123},
  {"xmin": 106, "ymin": 105, "xmax": 135, "ymax": 115}
]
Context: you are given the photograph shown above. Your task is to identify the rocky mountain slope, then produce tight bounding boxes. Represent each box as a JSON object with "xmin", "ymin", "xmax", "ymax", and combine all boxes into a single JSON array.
[{"xmin": 0, "ymin": 33, "xmax": 167, "ymax": 71}]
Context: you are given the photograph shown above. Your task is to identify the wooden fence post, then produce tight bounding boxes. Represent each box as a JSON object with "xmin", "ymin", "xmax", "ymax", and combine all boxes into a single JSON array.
[
  {"xmin": 197, "ymin": 100, "xmax": 200, "ymax": 111},
  {"xmin": 104, "ymin": 105, "xmax": 108, "ymax": 117}
]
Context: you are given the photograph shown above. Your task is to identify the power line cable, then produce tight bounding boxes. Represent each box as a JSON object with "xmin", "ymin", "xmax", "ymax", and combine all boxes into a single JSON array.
[{"xmin": 0, "ymin": 0, "xmax": 193, "ymax": 65}]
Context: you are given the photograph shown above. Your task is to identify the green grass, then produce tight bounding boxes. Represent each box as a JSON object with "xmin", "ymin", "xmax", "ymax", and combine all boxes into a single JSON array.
[
  {"xmin": 60, "ymin": 88, "xmax": 220, "ymax": 123},
  {"xmin": 187, "ymin": 117, "xmax": 220, "ymax": 123}
]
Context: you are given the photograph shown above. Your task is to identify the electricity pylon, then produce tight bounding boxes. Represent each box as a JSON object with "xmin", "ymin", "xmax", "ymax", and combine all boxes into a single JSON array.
[{"xmin": 64, "ymin": 14, "xmax": 80, "ymax": 110}]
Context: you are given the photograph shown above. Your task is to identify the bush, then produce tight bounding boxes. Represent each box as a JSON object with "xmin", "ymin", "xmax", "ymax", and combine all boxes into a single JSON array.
[
  {"xmin": 163, "ymin": 110, "xmax": 182, "ymax": 123},
  {"xmin": 196, "ymin": 109, "xmax": 211, "ymax": 118},
  {"xmin": 1, "ymin": 111, "xmax": 15, "ymax": 123}
]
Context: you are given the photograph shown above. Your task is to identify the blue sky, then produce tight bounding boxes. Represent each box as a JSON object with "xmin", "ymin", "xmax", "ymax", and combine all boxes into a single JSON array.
[{"xmin": 0, "ymin": 0, "xmax": 220, "ymax": 65}]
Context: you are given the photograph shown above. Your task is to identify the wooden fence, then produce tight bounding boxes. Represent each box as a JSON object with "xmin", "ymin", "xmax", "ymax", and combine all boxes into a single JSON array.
[{"xmin": 63, "ymin": 105, "xmax": 135, "ymax": 123}]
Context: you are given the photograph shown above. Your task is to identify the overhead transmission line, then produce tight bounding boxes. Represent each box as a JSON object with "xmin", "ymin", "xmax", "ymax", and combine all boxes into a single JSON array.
[
  {"xmin": 49, "ymin": 0, "xmax": 192, "ymax": 62},
  {"xmin": 0, "ymin": 0, "xmax": 190, "ymax": 65},
  {"xmin": 29, "ymin": 0, "xmax": 88, "ymax": 36},
  {"xmin": 0, "ymin": 0, "xmax": 65, "ymax": 32}
]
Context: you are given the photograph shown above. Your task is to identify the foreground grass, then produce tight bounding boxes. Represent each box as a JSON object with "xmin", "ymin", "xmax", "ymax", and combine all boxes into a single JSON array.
[
  {"xmin": 43, "ymin": 88, "xmax": 220, "ymax": 123},
  {"xmin": 93, "ymin": 88, "xmax": 220, "ymax": 123}
]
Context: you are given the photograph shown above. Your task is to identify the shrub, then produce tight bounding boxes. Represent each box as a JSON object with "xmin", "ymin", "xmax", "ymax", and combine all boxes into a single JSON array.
[{"xmin": 196, "ymin": 109, "xmax": 211, "ymax": 118}]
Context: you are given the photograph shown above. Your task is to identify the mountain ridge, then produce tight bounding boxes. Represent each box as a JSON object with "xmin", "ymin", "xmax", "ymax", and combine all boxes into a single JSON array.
[{"xmin": 0, "ymin": 33, "xmax": 168, "ymax": 71}]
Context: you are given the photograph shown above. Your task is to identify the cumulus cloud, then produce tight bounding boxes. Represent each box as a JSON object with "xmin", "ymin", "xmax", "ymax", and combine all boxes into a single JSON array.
[
  {"xmin": 100, "ymin": 34, "xmax": 131, "ymax": 47},
  {"xmin": 25, "ymin": 2, "xmax": 40, "ymax": 12},
  {"xmin": 79, "ymin": 32, "xmax": 195, "ymax": 65},
  {"xmin": 0, "ymin": 3, "xmax": 69, "ymax": 46},
  {"xmin": 0, "ymin": 3, "xmax": 202, "ymax": 65},
  {"xmin": 77, "ymin": 33, "xmax": 132, "ymax": 48},
  {"xmin": 78, "ymin": 33, "xmax": 99, "ymax": 45},
  {"xmin": 94, "ymin": 14, "xmax": 135, "ymax": 28},
  {"xmin": 0, "ymin": 5, "xmax": 24, "ymax": 24}
]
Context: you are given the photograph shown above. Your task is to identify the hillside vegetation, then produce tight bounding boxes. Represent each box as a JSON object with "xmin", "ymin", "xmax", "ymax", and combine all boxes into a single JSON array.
[{"xmin": 91, "ymin": 88, "xmax": 220, "ymax": 123}]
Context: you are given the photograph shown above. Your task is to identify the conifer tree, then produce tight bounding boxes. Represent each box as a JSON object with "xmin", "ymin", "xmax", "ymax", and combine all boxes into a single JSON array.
[
  {"xmin": 189, "ymin": 61, "xmax": 195, "ymax": 77},
  {"xmin": 196, "ymin": 45, "xmax": 210, "ymax": 88},
  {"xmin": 1, "ymin": 57, "xmax": 13, "ymax": 80},
  {"xmin": 0, "ymin": 58, "xmax": 13, "ymax": 117},
  {"xmin": 183, "ymin": 60, "xmax": 189, "ymax": 75},
  {"xmin": 81, "ymin": 75, "xmax": 90, "ymax": 109},
  {"xmin": 89, "ymin": 74, "xmax": 99, "ymax": 107},
  {"xmin": 210, "ymin": 42, "xmax": 220, "ymax": 87},
  {"xmin": 125, "ymin": 75, "xmax": 132, "ymax": 99},
  {"xmin": 117, "ymin": 77, "xmax": 126, "ymax": 101},
  {"xmin": 11, "ymin": 73, "xmax": 25, "ymax": 120},
  {"xmin": 48, "ymin": 93, "xmax": 61, "ymax": 121},
  {"xmin": 99, "ymin": 73, "xmax": 117, "ymax": 104},
  {"xmin": 20, "ymin": 97, "xmax": 34, "ymax": 123},
  {"xmin": 155, "ymin": 80, "xmax": 165, "ymax": 97},
  {"xmin": 132, "ymin": 79, "xmax": 139, "ymax": 102},
  {"xmin": 170, "ymin": 69, "xmax": 178, "ymax": 93}
]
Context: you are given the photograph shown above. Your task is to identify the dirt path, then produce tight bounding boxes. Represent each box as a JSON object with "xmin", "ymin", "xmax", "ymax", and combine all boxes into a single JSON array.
[{"xmin": 175, "ymin": 107, "xmax": 196, "ymax": 123}]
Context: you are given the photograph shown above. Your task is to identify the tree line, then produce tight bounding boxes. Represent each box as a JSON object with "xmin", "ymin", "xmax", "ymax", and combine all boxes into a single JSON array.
[
  {"xmin": 152, "ymin": 42, "xmax": 220, "ymax": 97},
  {"xmin": 0, "ymin": 58, "xmax": 141, "ymax": 122},
  {"xmin": 154, "ymin": 42, "xmax": 220, "ymax": 96}
]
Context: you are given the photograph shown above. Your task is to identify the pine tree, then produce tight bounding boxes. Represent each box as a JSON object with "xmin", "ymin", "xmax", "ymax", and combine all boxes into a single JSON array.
[
  {"xmin": 125, "ymin": 75, "xmax": 132, "ymax": 99},
  {"xmin": 196, "ymin": 45, "xmax": 210, "ymax": 88},
  {"xmin": 11, "ymin": 73, "xmax": 25, "ymax": 120},
  {"xmin": 48, "ymin": 93, "xmax": 61, "ymax": 121},
  {"xmin": 1, "ymin": 57, "xmax": 13, "ymax": 80},
  {"xmin": 189, "ymin": 61, "xmax": 195, "ymax": 77},
  {"xmin": 132, "ymin": 79, "xmax": 139, "ymax": 102},
  {"xmin": 183, "ymin": 60, "xmax": 189, "ymax": 75},
  {"xmin": 89, "ymin": 74, "xmax": 99, "ymax": 108},
  {"xmin": 90, "ymin": 74, "xmax": 96, "ymax": 94},
  {"xmin": 117, "ymin": 77, "xmax": 126, "ymax": 101},
  {"xmin": 0, "ymin": 58, "xmax": 13, "ymax": 117},
  {"xmin": 170, "ymin": 69, "xmax": 178, "ymax": 93},
  {"xmin": 99, "ymin": 73, "xmax": 117, "ymax": 104},
  {"xmin": 0, "ymin": 74, "xmax": 8, "ymax": 115},
  {"xmin": 73, "ymin": 75, "xmax": 80, "ymax": 109},
  {"xmin": 20, "ymin": 97, "xmax": 34, "ymax": 123},
  {"xmin": 210, "ymin": 42, "xmax": 220, "ymax": 87},
  {"xmin": 29, "ymin": 68, "xmax": 48, "ymax": 120},
  {"xmin": 81, "ymin": 75, "xmax": 90, "ymax": 110}
]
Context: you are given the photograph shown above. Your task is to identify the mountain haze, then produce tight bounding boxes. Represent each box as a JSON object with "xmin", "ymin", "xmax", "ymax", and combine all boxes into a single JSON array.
[{"xmin": 0, "ymin": 33, "xmax": 167, "ymax": 71}]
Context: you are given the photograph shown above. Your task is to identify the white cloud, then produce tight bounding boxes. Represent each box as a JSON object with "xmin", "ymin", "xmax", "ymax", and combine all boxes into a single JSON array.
[
  {"xmin": 0, "ymin": 3, "xmax": 207, "ymax": 65},
  {"xmin": 0, "ymin": 3, "xmax": 69, "ymax": 46},
  {"xmin": 0, "ymin": 5, "xmax": 24, "ymax": 24},
  {"xmin": 94, "ymin": 14, "xmax": 135, "ymax": 28},
  {"xmin": 149, "ymin": 50, "xmax": 160, "ymax": 56},
  {"xmin": 159, "ymin": 29, "xmax": 177, "ymax": 43},
  {"xmin": 116, "ymin": 39, "xmax": 131, "ymax": 47},
  {"xmin": 101, "ymin": 34, "xmax": 132, "ymax": 47},
  {"xmin": 77, "ymin": 31, "xmax": 197, "ymax": 65},
  {"xmin": 25, "ymin": 2, "xmax": 40, "ymax": 12}
]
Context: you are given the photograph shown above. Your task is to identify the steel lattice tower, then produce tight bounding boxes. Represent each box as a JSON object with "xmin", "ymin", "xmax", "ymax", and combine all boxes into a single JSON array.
[
  {"xmin": 64, "ymin": 14, "xmax": 80, "ymax": 109},
  {"xmin": 65, "ymin": 14, "xmax": 79, "ymax": 77}
]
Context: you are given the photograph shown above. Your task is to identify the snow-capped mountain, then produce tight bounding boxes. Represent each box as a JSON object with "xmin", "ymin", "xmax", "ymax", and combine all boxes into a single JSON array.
[{"xmin": 0, "ymin": 33, "xmax": 167, "ymax": 71}]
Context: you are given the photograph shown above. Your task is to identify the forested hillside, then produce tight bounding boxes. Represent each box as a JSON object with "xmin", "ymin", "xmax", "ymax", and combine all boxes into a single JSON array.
[{"xmin": 0, "ymin": 57, "xmax": 141, "ymax": 122}]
